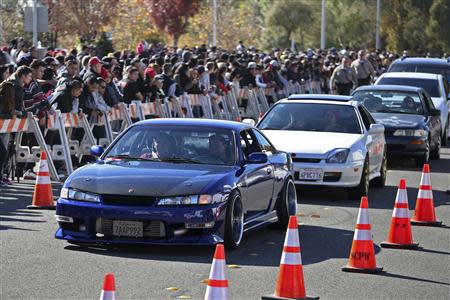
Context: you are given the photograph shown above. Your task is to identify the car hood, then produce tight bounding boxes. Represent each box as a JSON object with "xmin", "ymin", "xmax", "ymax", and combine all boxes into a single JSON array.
[
  {"xmin": 262, "ymin": 130, "xmax": 362, "ymax": 156},
  {"xmin": 67, "ymin": 161, "xmax": 235, "ymax": 197},
  {"xmin": 371, "ymin": 113, "xmax": 425, "ymax": 129}
]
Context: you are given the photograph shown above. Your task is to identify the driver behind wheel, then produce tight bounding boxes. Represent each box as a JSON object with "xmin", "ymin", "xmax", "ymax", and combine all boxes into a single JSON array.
[
  {"xmin": 140, "ymin": 133, "xmax": 177, "ymax": 160},
  {"xmin": 209, "ymin": 135, "xmax": 230, "ymax": 164}
]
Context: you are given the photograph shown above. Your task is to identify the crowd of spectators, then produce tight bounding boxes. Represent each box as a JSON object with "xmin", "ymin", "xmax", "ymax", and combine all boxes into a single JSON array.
[{"xmin": 0, "ymin": 37, "xmax": 445, "ymax": 185}]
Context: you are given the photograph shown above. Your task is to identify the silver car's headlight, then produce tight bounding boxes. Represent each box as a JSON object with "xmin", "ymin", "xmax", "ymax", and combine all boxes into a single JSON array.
[
  {"xmin": 157, "ymin": 193, "xmax": 228, "ymax": 205},
  {"xmin": 326, "ymin": 148, "xmax": 350, "ymax": 164},
  {"xmin": 60, "ymin": 187, "xmax": 100, "ymax": 203},
  {"xmin": 393, "ymin": 129, "xmax": 427, "ymax": 137}
]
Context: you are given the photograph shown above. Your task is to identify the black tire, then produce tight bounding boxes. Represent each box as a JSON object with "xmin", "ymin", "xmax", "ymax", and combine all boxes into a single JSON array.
[
  {"xmin": 442, "ymin": 120, "xmax": 448, "ymax": 146},
  {"xmin": 430, "ymin": 134, "xmax": 441, "ymax": 160},
  {"xmin": 348, "ymin": 157, "xmax": 369, "ymax": 200},
  {"xmin": 275, "ymin": 178, "xmax": 297, "ymax": 229},
  {"xmin": 372, "ymin": 151, "xmax": 387, "ymax": 188},
  {"xmin": 415, "ymin": 141, "xmax": 430, "ymax": 167},
  {"xmin": 224, "ymin": 191, "xmax": 244, "ymax": 249}
]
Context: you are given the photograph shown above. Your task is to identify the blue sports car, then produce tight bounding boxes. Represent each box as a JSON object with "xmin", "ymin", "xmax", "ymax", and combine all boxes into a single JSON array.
[{"xmin": 55, "ymin": 119, "xmax": 296, "ymax": 248}]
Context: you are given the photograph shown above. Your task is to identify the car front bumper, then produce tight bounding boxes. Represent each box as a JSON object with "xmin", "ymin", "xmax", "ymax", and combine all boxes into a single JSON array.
[
  {"xmin": 292, "ymin": 160, "xmax": 364, "ymax": 187},
  {"xmin": 55, "ymin": 198, "xmax": 228, "ymax": 245},
  {"xmin": 385, "ymin": 136, "xmax": 428, "ymax": 157}
]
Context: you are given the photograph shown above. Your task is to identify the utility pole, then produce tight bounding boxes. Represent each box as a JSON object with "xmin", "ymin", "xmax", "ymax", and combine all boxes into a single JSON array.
[
  {"xmin": 320, "ymin": 0, "xmax": 326, "ymax": 49},
  {"xmin": 212, "ymin": 0, "xmax": 217, "ymax": 47},
  {"xmin": 0, "ymin": 0, "xmax": 3, "ymax": 44},
  {"xmin": 33, "ymin": 0, "xmax": 38, "ymax": 47},
  {"xmin": 375, "ymin": 0, "xmax": 381, "ymax": 50}
]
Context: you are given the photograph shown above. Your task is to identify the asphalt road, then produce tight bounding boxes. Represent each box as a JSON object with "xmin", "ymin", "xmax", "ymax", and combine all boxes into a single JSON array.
[{"xmin": 1, "ymin": 147, "xmax": 449, "ymax": 300}]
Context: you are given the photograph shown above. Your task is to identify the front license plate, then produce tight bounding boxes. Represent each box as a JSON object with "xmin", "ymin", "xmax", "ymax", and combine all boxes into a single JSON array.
[
  {"xmin": 299, "ymin": 168, "xmax": 323, "ymax": 180},
  {"xmin": 112, "ymin": 220, "xmax": 143, "ymax": 237}
]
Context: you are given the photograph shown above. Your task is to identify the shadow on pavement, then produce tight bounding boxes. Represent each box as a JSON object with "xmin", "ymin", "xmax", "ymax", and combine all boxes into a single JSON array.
[
  {"xmin": 377, "ymin": 271, "xmax": 450, "ymax": 286},
  {"xmin": 62, "ymin": 224, "xmax": 358, "ymax": 267}
]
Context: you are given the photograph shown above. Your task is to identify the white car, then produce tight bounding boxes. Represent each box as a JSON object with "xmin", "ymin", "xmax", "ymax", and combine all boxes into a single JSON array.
[
  {"xmin": 256, "ymin": 95, "xmax": 386, "ymax": 199},
  {"xmin": 375, "ymin": 72, "xmax": 450, "ymax": 144}
]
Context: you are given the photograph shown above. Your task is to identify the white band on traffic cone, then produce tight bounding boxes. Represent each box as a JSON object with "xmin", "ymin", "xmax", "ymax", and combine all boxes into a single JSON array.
[
  {"xmin": 395, "ymin": 189, "xmax": 408, "ymax": 204},
  {"xmin": 393, "ymin": 207, "xmax": 409, "ymax": 218},
  {"xmin": 100, "ymin": 290, "xmax": 115, "ymax": 300},
  {"xmin": 39, "ymin": 159, "xmax": 49, "ymax": 172},
  {"xmin": 420, "ymin": 172, "xmax": 431, "ymax": 186},
  {"xmin": 208, "ymin": 259, "xmax": 227, "ymax": 280},
  {"xmin": 354, "ymin": 229, "xmax": 372, "ymax": 241},
  {"xmin": 417, "ymin": 189, "xmax": 433, "ymax": 199},
  {"xmin": 205, "ymin": 285, "xmax": 229, "ymax": 300},
  {"xmin": 36, "ymin": 176, "xmax": 51, "ymax": 185},
  {"xmin": 284, "ymin": 228, "xmax": 300, "ymax": 247},
  {"xmin": 356, "ymin": 208, "xmax": 370, "ymax": 225},
  {"xmin": 280, "ymin": 251, "xmax": 302, "ymax": 265}
]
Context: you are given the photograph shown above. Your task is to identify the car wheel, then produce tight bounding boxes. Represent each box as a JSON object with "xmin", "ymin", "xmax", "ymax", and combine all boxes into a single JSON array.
[
  {"xmin": 430, "ymin": 134, "xmax": 441, "ymax": 160},
  {"xmin": 224, "ymin": 191, "xmax": 244, "ymax": 249},
  {"xmin": 275, "ymin": 178, "xmax": 297, "ymax": 229},
  {"xmin": 415, "ymin": 141, "xmax": 430, "ymax": 167},
  {"xmin": 348, "ymin": 157, "xmax": 369, "ymax": 200},
  {"xmin": 372, "ymin": 151, "xmax": 387, "ymax": 188}
]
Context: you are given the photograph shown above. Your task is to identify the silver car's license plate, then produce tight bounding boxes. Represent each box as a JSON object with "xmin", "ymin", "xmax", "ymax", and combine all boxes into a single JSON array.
[
  {"xmin": 299, "ymin": 168, "xmax": 323, "ymax": 180},
  {"xmin": 112, "ymin": 220, "xmax": 143, "ymax": 237}
]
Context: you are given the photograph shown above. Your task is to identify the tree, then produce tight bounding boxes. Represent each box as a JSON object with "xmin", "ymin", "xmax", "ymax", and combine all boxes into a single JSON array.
[
  {"xmin": 426, "ymin": 0, "xmax": 450, "ymax": 53},
  {"xmin": 265, "ymin": 0, "xmax": 315, "ymax": 50},
  {"xmin": 95, "ymin": 32, "xmax": 114, "ymax": 58},
  {"xmin": 43, "ymin": 0, "xmax": 119, "ymax": 44},
  {"xmin": 145, "ymin": 0, "xmax": 201, "ymax": 47}
]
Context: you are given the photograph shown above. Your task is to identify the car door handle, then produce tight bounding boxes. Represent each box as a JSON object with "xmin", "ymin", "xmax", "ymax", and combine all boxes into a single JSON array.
[{"xmin": 266, "ymin": 168, "xmax": 272, "ymax": 174}]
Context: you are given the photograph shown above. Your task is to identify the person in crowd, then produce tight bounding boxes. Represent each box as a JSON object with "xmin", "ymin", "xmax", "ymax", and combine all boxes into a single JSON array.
[
  {"xmin": 351, "ymin": 50, "xmax": 375, "ymax": 87},
  {"xmin": 0, "ymin": 82, "xmax": 16, "ymax": 185},
  {"xmin": 57, "ymin": 59, "xmax": 79, "ymax": 88},
  {"xmin": 330, "ymin": 57, "xmax": 356, "ymax": 95},
  {"xmin": 50, "ymin": 79, "xmax": 83, "ymax": 113},
  {"xmin": 120, "ymin": 67, "xmax": 143, "ymax": 103},
  {"xmin": 83, "ymin": 57, "xmax": 102, "ymax": 81},
  {"xmin": 0, "ymin": 65, "xmax": 11, "ymax": 84},
  {"xmin": 5, "ymin": 66, "xmax": 33, "ymax": 111}
]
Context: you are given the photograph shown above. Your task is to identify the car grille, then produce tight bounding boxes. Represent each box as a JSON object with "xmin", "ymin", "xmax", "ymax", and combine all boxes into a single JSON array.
[
  {"xmin": 96, "ymin": 217, "xmax": 166, "ymax": 238},
  {"xmin": 292, "ymin": 157, "xmax": 322, "ymax": 163},
  {"xmin": 101, "ymin": 195, "xmax": 157, "ymax": 206}
]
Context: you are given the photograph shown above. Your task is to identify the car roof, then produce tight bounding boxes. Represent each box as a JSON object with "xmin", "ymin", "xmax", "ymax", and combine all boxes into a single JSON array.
[
  {"xmin": 287, "ymin": 94, "xmax": 353, "ymax": 102},
  {"xmin": 379, "ymin": 72, "xmax": 440, "ymax": 79},
  {"xmin": 353, "ymin": 85, "xmax": 423, "ymax": 93},
  {"xmin": 392, "ymin": 57, "xmax": 450, "ymax": 67},
  {"xmin": 133, "ymin": 118, "xmax": 249, "ymax": 131}
]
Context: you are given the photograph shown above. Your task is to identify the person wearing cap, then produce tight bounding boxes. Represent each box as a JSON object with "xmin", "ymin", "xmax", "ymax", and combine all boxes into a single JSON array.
[
  {"xmin": 240, "ymin": 62, "xmax": 257, "ymax": 88},
  {"xmin": 351, "ymin": 50, "xmax": 375, "ymax": 87},
  {"xmin": 83, "ymin": 56, "xmax": 102, "ymax": 81},
  {"xmin": 57, "ymin": 59, "xmax": 79, "ymax": 88},
  {"xmin": 330, "ymin": 57, "xmax": 356, "ymax": 95}
]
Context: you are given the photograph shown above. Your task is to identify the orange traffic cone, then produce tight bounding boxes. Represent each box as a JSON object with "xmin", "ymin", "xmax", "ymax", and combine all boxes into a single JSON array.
[
  {"xmin": 27, "ymin": 151, "xmax": 55, "ymax": 209},
  {"xmin": 262, "ymin": 216, "xmax": 318, "ymax": 300},
  {"xmin": 205, "ymin": 244, "xmax": 229, "ymax": 300},
  {"xmin": 411, "ymin": 164, "xmax": 443, "ymax": 226},
  {"xmin": 100, "ymin": 273, "xmax": 116, "ymax": 300},
  {"xmin": 380, "ymin": 179, "xmax": 419, "ymax": 249},
  {"xmin": 342, "ymin": 197, "xmax": 383, "ymax": 273}
]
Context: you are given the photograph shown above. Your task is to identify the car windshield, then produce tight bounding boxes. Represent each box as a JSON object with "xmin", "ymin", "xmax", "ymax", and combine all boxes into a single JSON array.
[
  {"xmin": 258, "ymin": 103, "xmax": 361, "ymax": 134},
  {"xmin": 377, "ymin": 77, "xmax": 441, "ymax": 97},
  {"xmin": 390, "ymin": 64, "xmax": 450, "ymax": 83},
  {"xmin": 105, "ymin": 125, "xmax": 235, "ymax": 166},
  {"xmin": 353, "ymin": 91, "xmax": 424, "ymax": 115}
]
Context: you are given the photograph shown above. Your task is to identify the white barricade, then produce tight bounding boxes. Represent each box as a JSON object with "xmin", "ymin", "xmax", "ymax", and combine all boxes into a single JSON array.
[
  {"xmin": 0, "ymin": 113, "xmax": 59, "ymax": 181},
  {"xmin": 162, "ymin": 97, "xmax": 184, "ymax": 118},
  {"xmin": 183, "ymin": 94, "xmax": 214, "ymax": 119}
]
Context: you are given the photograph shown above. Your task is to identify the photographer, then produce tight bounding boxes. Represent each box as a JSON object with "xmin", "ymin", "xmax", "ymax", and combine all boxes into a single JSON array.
[{"xmin": 0, "ymin": 82, "xmax": 16, "ymax": 185}]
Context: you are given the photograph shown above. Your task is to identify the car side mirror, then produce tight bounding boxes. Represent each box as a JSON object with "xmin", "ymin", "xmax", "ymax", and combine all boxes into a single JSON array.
[
  {"xmin": 369, "ymin": 123, "xmax": 384, "ymax": 134},
  {"xmin": 242, "ymin": 118, "xmax": 256, "ymax": 127},
  {"xmin": 90, "ymin": 145, "xmax": 104, "ymax": 156},
  {"xmin": 429, "ymin": 109, "xmax": 441, "ymax": 117},
  {"xmin": 247, "ymin": 152, "xmax": 268, "ymax": 164}
]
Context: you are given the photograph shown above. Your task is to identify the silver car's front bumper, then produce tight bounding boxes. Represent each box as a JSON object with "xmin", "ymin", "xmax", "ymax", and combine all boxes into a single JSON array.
[{"xmin": 292, "ymin": 160, "xmax": 364, "ymax": 187}]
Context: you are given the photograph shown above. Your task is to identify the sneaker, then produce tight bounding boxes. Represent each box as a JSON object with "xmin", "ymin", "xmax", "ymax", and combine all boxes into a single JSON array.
[
  {"xmin": 23, "ymin": 170, "xmax": 37, "ymax": 180},
  {"xmin": 2, "ymin": 178, "xmax": 13, "ymax": 185}
]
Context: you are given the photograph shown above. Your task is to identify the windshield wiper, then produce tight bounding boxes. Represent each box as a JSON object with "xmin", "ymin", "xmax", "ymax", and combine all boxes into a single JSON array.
[
  {"xmin": 161, "ymin": 157, "xmax": 202, "ymax": 164},
  {"xmin": 106, "ymin": 154, "xmax": 160, "ymax": 161}
]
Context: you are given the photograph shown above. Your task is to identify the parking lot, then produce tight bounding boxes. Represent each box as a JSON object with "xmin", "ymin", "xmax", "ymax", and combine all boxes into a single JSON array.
[{"xmin": 1, "ymin": 146, "xmax": 448, "ymax": 300}]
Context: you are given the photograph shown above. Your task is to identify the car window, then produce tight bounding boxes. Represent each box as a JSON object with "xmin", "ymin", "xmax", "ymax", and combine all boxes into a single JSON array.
[
  {"xmin": 353, "ymin": 90, "xmax": 424, "ymax": 115},
  {"xmin": 105, "ymin": 125, "xmax": 236, "ymax": 165},
  {"xmin": 240, "ymin": 129, "xmax": 261, "ymax": 158},
  {"xmin": 258, "ymin": 103, "xmax": 361, "ymax": 134},
  {"xmin": 390, "ymin": 63, "xmax": 450, "ymax": 83},
  {"xmin": 377, "ymin": 77, "xmax": 441, "ymax": 98},
  {"xmin": 252, "ymin": 129, "xmax": 276, "ymax": 154},
  {"xmin": 357, "ymin": 106, "xmax": 375, "ymax": 131},
  {"xmin": 421, "ymin": 92, "xmax": 436, "ymax": 110}
]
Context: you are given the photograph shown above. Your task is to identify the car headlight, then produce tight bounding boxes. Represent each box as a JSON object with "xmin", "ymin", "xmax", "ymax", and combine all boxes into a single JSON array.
[
  {"xmin": 393, "ymin": 129, "xmax": 427, "ymax": 137},
  {"xmin": 326, "ymin": 148, "xmax": 350, "ymax": 164},
  {"xmin": 157, "ymin": 193, "xmax": 228, "ymax": 205},
  {"xmin": 60, "ymin": 187, "xmax": 100, "ymax": 202}
]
